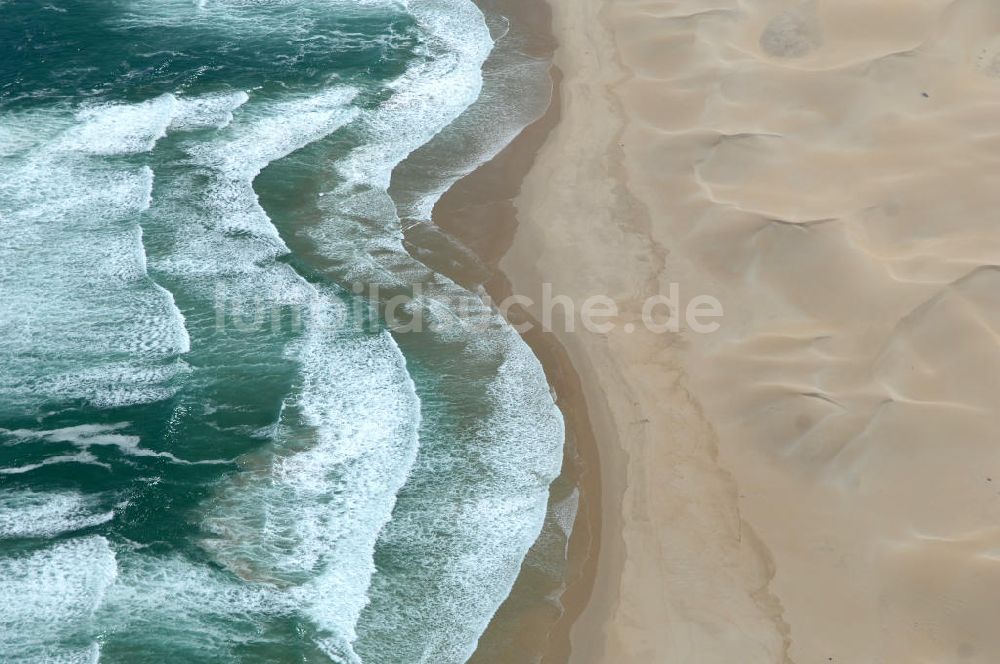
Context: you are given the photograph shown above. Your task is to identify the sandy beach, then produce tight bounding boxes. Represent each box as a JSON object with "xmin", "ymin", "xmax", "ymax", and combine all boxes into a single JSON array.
[{"xmin": 503, "ymin": 0, "xmax": 1000, "ymax": 661}]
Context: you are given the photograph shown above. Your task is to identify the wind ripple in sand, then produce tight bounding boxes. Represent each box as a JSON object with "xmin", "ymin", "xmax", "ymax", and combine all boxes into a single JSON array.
[{"xmin": 605, "ymin": 0, "xmax": 1000, "ymax": 661}]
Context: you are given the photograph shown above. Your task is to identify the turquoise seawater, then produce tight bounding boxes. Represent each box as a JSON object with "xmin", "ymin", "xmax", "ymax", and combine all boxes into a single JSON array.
[{"xmin": 0, "ymin": 1, "xmax": 564, "ymax": 662}]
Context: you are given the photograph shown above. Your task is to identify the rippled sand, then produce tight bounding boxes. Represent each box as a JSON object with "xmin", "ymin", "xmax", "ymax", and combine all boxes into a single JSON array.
[{"xmin": 509, "ymin": 0, "xmax": 1000, "ymax": 661}]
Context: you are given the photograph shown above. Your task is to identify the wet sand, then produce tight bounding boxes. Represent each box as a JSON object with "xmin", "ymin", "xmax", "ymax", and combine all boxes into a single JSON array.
[
  {"xmin": 504, "ymin": 0, "xmax": 1000, "ymax": 662},
  {"xmin": 426, "ymin": 0, "xmax": 602, "ymax": 661},
  {"xmin": 435, "ymin": 71, "xmax": 603, "ymax": 664}
]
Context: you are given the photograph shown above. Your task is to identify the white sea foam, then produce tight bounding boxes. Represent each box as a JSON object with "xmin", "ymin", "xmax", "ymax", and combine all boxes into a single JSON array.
[
  {"xmin": 170, "ymin": 91, "xmax": 250, "ymax": 131},
  {"xmin": 153, "ymin": 88, "xmax": 358, "ymax": 304},
  {"xmin": 67, "ymin": 95, "xmax": 177, "ymax": 155},
  {"xmin": 307, "ymin": 0, "xmax": 496, "ymax": 288},
  {"xmin": 30, "ymin": 74, "xmax": 425, "ymax": 660},
  {"xmin": 186, "ymin": 88, "xmax": 358, "ymax": 181},
  {"xmin": 114, "ymin": 80, "xmax": 436, "ymax": 661},
  {"xmin": 1, "ymin": 423, "xmax": 140, "ymax": 447},
  {"xmin": 20, "ymin": 644, "xmax": 102, "ymax": 664},
  {"xmin": 330, "ymin": 0, "xmax": 492, "ymax": 193},
  {"xmin": 289, "ymin": 295, "xmax": 421, "ymax": 656},
  {"xmin": 0, "ymin": 422, "xmax": 226, "ymax": 464},
  {"xmin": 19, "ymin": 361, "xmax": 193, "ymax": 411},
  {"xmin": 99, "ymin": 552, "xmax": 283, "ymax": 634},
  {"xmin": 0, "ymin": 89, "xmax": 277, "ymax": 413},
  {"xmin": 116, "ymin": 0, "xmax": 406, "ymax": 32},
  {"xmin": 0, "ymin": 491, "xmax": 114, "ymax": 539},
  {"xmin": 0, "ymin": 108, "xmax": 71, "ymax": 157},
  {"xmin": 357, "ymin": 331, "xmax": 563, "ymax": 663},
  {"xmin": 553, "ymin": 488, "xmax": 581, "ymax": 541},
  {"xmin": 392, "ymin": 27, "xmax": 554, "ymax": 223},
  {"xmin": 0, "ymin": 100, "xmax": 194, "ymax": 412},
  {"xmin": 65, "ymin": 92, "xmax": 249, "ymax": 153},
  {"xmin": 0, "ymin": 537, "xmax": 117, "ymax": 659},
  {"xmin": 201, "ymin": 288, "xmax": 421, "ymax": 661},
  {"xmin": 297, "ymin": 0, "xmax": 566, "ymax": 659},
  {"xmin": 0, "ymin": 452, "xmax": 112, "ymax": 476}
]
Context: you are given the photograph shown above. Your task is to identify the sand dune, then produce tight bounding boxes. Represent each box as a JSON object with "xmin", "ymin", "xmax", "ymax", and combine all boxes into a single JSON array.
[{"xmin": 509, "ymin": 0, "xmax": 1000, "ymax": 661}]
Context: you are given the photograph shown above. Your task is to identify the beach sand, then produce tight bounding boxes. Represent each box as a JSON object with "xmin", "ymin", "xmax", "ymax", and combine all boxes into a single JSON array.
[{"xmin": 503, "ymin": 0, "xmax": 1000, "ymax": 662}]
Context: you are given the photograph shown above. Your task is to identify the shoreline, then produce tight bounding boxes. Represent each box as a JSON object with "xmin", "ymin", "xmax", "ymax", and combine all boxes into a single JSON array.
[
  {"xmin": 494, "ymin": 0, "xmax": 629, "ymax": 657},
  {"xmin": 427, "ymin": 0, "xmax": 604, "ymax": 658},
  {"xmin": 499, "ymin": 0, "xmax": 789, "ymax": 660},
  {"xmin": 442, "ymin": 0, "xmax": 769, "ymax": 657}
]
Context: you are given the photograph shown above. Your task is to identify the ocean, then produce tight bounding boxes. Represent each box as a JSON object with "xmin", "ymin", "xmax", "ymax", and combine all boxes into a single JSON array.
[{"xmin": 0, "ymin": 0, "xmax": 566, "ymax": 661}]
